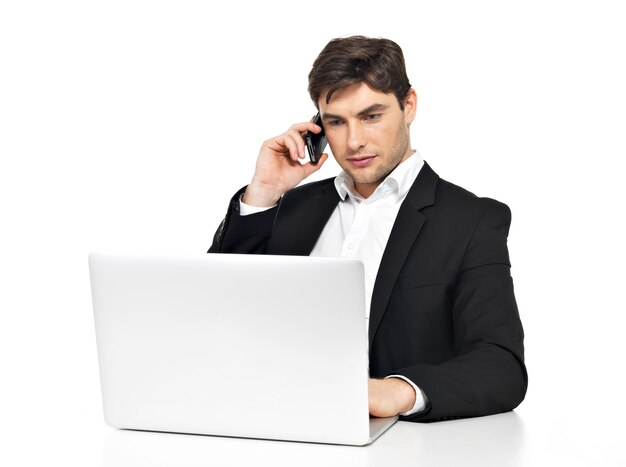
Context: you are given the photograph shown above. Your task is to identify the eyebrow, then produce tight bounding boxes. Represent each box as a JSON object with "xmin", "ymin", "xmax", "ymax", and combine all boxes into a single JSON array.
[{"xmin": 322, "ymin": 103, "xmax": 390, "ymax": 121}]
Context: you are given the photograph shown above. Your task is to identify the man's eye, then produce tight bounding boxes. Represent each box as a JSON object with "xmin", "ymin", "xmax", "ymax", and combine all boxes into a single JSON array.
[
  {"xmin": 328, "ymin": 120, "xmax": 343, "ymax": 127},
  {"xmin": 365, "ymin": 113, "xmax": 381, "ymax": 121}
]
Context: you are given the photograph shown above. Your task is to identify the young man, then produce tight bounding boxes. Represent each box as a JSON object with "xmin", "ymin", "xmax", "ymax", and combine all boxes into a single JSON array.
[{"xmin": 209, "ymin": 36, "xmax": 527, "ymax": 422}]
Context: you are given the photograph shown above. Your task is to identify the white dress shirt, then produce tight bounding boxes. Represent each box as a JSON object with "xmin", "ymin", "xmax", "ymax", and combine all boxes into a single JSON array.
[{"xmin": 240, "ymin": 151, "xmax": 428, "ymax": 415}]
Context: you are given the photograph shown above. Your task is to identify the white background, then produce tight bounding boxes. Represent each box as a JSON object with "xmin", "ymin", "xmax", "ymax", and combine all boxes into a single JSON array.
[{"xmin": 1, "ymin": 1, "xmax": 625, "ymax": 465}]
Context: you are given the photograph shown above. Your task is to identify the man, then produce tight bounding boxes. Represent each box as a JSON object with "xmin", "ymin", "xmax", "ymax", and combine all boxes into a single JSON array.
[{"xmin": 208, "ymin": 36, "xmax": 527, "ymax": 422}]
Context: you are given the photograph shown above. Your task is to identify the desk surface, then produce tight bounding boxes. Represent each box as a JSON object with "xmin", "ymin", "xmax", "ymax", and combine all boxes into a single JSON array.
[
  {"xmin": 61, "ymin": 410, "xmax": 623, "ymax": 467},
  {"xmin": 98, "ymin": 411, "xmax": 621, "ymax": 467},
  {"xmin": 2, "ymin": 396, "xmax": 625, "ymax": 466},
  {"xmin": 103, "ymin": 414, "xmax": 527, "ymax": 467}
]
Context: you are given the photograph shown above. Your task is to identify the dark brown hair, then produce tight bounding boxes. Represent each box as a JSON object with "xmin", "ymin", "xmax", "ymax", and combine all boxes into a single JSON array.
[{"xmin": 308, "ymin": 36, "xmax": 412, "ymax": 110}]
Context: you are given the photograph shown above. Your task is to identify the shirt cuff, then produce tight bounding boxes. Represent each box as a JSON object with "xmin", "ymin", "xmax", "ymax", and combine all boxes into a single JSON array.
[
  {"xmin": 385, "ymin": 375, "xmax": 429, "ymax": 416},
  {"xmin": 239, "ymin": 194, "xmax": 276, "ymax": 216}
]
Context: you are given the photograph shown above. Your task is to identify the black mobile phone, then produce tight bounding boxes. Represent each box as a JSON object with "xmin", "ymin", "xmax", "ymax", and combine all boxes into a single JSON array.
[{"xmin": 305, "ymin": 113, "xmax": 327, "ymax": 164}]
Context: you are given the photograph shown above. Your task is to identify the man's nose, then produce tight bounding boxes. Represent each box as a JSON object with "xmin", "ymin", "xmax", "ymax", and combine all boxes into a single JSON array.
[{"xmin": 347, "ymin": 122, "xmax": 366, "ymax": 153}]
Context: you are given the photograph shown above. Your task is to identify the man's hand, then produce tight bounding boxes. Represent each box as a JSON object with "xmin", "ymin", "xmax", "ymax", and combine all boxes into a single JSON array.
[
  {"xmin": 242, "ymin": 121, "xmax": 329, "ymax": 208},
  {"xmin": 368, "ymin": 378, "xmax": 416, "ymax": 417}
]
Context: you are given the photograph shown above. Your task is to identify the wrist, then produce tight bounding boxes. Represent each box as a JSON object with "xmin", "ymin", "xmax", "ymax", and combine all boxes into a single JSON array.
[
  {"xmin": 388, "ymin": 377, "xmax": 417, "ymax": 413},
  {"xmin": 242, "ymin": 181, "xmax": 282, "ymax": 208}
]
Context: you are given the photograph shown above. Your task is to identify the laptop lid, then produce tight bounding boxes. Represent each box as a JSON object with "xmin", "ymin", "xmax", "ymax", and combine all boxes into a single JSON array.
[{"xmin": 89, "ymin": 252, "xmax": 395, "ymax": 445}]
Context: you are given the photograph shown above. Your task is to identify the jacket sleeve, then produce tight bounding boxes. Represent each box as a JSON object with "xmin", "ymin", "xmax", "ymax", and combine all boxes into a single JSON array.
[
  {"xmin": 398, "ymin": 200, "xmax": 527, "ymax": 422},
  {"xmin": 208, "ymin": 186, "xmax": 279, "ymax": 254}
]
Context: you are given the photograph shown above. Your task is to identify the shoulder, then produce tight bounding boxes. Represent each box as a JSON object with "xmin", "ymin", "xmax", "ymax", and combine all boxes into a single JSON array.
[
  {"xmin": 435, "ymin": 177, "xmax": 511, "ymax": 222},
  {"xmin": 429, "ymin": 175, "xmax": 513, "ymax": 267}
]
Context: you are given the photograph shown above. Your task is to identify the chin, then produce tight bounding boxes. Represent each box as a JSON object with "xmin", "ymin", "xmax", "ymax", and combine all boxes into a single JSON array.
[{"xmin": 351, "ymin": 174, "xmax": 385, "ymax": 186}]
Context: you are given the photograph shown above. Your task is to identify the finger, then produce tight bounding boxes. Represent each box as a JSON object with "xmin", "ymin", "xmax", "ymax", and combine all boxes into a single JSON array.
[
  {"xmin": 265, "ymin": 135, "xmax": 290, "ymax": 155},
  {"xmin": 285, "ymin": 129, "xmax": 306, "ymax": 158},
  {"xmin": 267, "ymin": 133, "xmax": 300, "ymax": 162},
  {"xmin": 290, "ymin": 121, "xmax": 323, "ymax": 135},
  {"xmin": 302, "ymin": 153, "xmax": 329, "ymax": 177},
  {"xmin": 281, "ymin": 133, "xmax": 302, "ymax": 161}
]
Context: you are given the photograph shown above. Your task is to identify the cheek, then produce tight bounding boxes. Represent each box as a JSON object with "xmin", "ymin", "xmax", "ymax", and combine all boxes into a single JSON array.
[
  {"xmin": 363, "ymin": 126, "xmax": 387, "ymax": 147},
  {"xmin": 383, "ymin": 123, "xmax": 405, "ymax": 147},
  {"xmin": 326, "ymin": 132, "xmax": 346, "ymax": 153}
]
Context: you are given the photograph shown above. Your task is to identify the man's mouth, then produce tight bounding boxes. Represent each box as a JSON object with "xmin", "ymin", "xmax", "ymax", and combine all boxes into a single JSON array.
[{"xmin": 347, "ymin": 155, "xmax": 377, "ymax": 167}]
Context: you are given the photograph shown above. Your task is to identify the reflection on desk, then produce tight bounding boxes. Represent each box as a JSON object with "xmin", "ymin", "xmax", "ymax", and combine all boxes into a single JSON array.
[{"xmin": 104, "ymin": 411, "xmax": 525, "ymax": 467}]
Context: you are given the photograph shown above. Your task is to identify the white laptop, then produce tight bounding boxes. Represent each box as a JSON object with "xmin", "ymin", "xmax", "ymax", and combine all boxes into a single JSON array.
[{"xmin": 88, "ymin": 251, "xmax": 397, "ymax": 446}]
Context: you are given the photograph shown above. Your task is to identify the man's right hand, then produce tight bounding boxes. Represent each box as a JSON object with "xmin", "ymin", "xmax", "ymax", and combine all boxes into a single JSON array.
[{"xmin": 241, "ymin": 121, "xmax": 329, "ymax": 208}]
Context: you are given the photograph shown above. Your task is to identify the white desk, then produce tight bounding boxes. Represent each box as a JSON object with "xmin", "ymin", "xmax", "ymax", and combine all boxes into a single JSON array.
[
  {"xmin": 102, "ymin": 414, "xmax": 520, "ymax": 467},
  {"xmin": 98, "ymin": 410, "xmax": 622, "ymax": 467},
  {"xmin": 3, "ymin": 390, "xmax": 625, "ymax": 466}
]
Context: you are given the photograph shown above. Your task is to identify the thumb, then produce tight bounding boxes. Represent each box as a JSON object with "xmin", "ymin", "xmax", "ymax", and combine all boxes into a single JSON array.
[{"xmin": 302, "ymin": 153, "xmax": 330, "ymax": 177}]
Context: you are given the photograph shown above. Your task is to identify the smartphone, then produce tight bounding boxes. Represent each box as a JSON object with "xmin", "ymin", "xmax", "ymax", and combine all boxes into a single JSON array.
[{"xmin": 305, "ymin": 113, "xmax": 327, "ymax": 164}]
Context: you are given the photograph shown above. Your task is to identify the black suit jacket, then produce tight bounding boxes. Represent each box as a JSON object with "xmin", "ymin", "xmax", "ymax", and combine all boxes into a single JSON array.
[{"xmin": 208, "ymin": 162, "xmax": 527, "ymax": 422}]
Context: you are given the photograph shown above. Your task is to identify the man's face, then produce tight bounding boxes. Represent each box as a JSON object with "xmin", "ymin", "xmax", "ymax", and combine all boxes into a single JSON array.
[{"xmin": 319, "ymin": 82, "xmax": 417, "ymax": 198}]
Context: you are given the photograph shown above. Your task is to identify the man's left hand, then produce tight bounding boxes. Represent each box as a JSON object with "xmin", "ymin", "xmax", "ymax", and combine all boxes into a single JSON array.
[{"xmin": 368, "ymin": 378, "xmax": 416, "ymax": 417}]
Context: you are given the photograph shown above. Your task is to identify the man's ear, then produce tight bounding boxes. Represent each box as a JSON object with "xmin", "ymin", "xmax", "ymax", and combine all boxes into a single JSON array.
[{"xmin": 404, "ymin": 88, "xmax": 418, "ymax": 126}]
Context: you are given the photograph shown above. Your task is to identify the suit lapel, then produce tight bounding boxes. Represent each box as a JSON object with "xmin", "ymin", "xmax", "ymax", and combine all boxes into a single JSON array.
[{"xmin": 368, "ymin": 162, "xmax": 439, "ymax": 346}]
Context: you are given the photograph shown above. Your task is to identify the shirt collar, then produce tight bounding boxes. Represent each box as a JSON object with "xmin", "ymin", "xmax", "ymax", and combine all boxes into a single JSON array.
[{"xmin": 334, "ymin": 150, "xmax": 424, "ymax": 203}]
